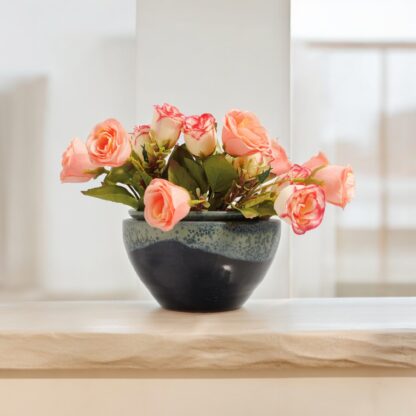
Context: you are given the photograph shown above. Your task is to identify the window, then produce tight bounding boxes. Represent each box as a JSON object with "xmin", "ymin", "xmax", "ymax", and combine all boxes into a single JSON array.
[{"xmin": 291, "ymin": 0, "xmax": 416, "ymax": 297}]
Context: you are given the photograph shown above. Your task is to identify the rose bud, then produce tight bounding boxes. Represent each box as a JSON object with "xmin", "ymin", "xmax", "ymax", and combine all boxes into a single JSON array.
[
  {"xmin": 144, "ymin": 178, "xmax": 191, "ymax": 232},
  {"xmin": 303, "ymin": 151, "xmax": 329, "ymax": 171},
  {"xmin": 274, "ymin": 184, "xmax": 326, "ymax": 235},
  {"xmin": 132, "ymin": 124, "xmax": 152, "ymax": 163},
  {"xmin": 278, "ymin": 164, "xmax": 312, "ymax": 182},
  {"xmin": 151, "ymin": 103, "xmax": 185, "ymax": 149},
  {"xmin": 183, "ymin": 113, "xmax": 217, "ymax": 158},
  {"xmin": 270, "ymin": 139, "xmax": 292, "ymax": 175},
  {"xmin": 314, "ymin": 165, "xmax": 355, "ymax": 208},
  {"xmin": 60, "ymin": 138, "xmax": 99, "ymax": 183},
  {"xmin": 222, "ymin": 109, "xmax": 271, "ymax": 157},
  {"xmin": 233, "ymin": 152, "xmax": 267, "ymax": 180},
  {"xmin": 86, "ymin": 118, "xmax": 131, "ymax": 167},
  {"xmin": 284, "ymin": 164, "xmax": 311, "ymax": 180},
  {"xmin": 273, "ymin": 164, "xmax": 312, "ymax": 192}
]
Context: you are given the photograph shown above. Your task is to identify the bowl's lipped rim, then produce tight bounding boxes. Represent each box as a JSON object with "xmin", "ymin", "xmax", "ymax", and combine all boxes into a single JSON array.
[{"xmin": 128, "ymin": 210, "xmax": 274, "ymax": 222}]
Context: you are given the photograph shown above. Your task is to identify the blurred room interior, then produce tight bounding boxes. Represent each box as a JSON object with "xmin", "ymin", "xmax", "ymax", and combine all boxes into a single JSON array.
[{"xmin": 0, "ymin": 0, "xmax": 415, "ymax": 300}]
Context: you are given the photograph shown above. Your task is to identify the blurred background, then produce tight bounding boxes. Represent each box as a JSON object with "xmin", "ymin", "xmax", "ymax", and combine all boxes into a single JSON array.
[
  {"xmin": 292, "ymin": 0, "xmax": 416, "ymax": 297},
  {"xmin": 0, "ymin": 0, "xmax": 415, "ymax": 300}
]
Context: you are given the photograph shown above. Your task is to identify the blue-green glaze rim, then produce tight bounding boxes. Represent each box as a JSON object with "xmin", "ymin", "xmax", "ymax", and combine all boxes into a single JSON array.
[
  {"xmin": 124, "ymin": 211, "xmax": 281, "ymax": 262},
  {"xmin": 128, "ymin": 210, "xmax": 272, "ymax": 222}
]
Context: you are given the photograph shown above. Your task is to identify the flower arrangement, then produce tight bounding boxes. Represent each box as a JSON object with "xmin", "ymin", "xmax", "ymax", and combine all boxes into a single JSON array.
[{"xmin": 61, "ymin": 103, "xmax": 354, "ymax": 234}]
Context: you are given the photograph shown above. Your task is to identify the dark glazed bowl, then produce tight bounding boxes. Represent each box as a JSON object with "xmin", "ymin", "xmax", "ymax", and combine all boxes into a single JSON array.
[{"xmin": 123, "ymin": 211, "xmax": 281, "ymax": 312}]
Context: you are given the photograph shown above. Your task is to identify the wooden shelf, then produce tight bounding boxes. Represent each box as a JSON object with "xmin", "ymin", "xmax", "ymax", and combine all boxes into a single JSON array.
[{"xmin": 0, "ymin": 298, "xmax": 415, "ymax": 370}]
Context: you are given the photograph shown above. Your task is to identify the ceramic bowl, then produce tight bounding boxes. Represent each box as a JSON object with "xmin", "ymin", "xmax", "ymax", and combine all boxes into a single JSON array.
[{"xmin": 123, "ymin": 211, "xmax": 281, "ymax": 312}]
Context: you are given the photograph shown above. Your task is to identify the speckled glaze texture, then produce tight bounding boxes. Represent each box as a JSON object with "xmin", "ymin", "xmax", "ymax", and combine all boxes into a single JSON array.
[
  {"xmin": 123, "ymin": 211, "xmax": 281, "ymax": 312},
  {"xmin": 124, "ymin": 211, "xmax": 280, "ymax": 262}
]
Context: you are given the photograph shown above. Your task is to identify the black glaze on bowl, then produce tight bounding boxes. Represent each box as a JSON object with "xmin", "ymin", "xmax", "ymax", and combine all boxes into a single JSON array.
[
  {"xmin": 127, "ymin": 240, "xmax": 273, "ymax": 312},
  {"xmin": 123, "ymin": 212, "xmax": 281, "ymax": 312}
]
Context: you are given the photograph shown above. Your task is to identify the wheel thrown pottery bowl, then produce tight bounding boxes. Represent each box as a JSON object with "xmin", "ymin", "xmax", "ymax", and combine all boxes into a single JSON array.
[{"xmin": 123, "ymin": 211, "xmax": 281, "ymax": 312}]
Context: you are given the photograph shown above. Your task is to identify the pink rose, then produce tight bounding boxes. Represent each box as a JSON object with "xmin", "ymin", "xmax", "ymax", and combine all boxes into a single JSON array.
[
  {"xmin": 86, "ymin": 118, "xmax": 131, "ymax": 167},
  {"xmin": 183, "ymin": 113, "xmax": 217, "ymax": 158},
  {"xmin": 303, "ymin": 152, "xmax": 329, "ymax": 171},
  {"xmin": 314, "ymin": 165, "xmax": 355, "ymax": 208},
  {"xmin": 222, "ymin": 110, "xmax": 271, "ymax": 157},
  {"xmin": 151, "ymin": 103, "xmax": 185, "ymax": 149},
  {"xmin": 132, "ymin": 124, "xmax": 151, "ymax": 163},
  {"xmin": 274, "ymin": 184, "xmax": 326, "ymax": 235},
  {"xmin": 60, "ymin": 138, "xmax": 98, "ymax": 183},
  {"xmin": 270, "ymin": 139, "xmax": 292, "ymax": 175},
  {"xmin": 144, "ymin": 179, "xmax": 191, "ymax": 232}
]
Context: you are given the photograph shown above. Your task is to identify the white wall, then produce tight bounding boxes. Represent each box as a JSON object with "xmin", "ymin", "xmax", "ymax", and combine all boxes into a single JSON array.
[
  {"xmin": 0, "ymin": 77, "xmax": 47, "ymax": 291},
  {"xmin": 136, "ymin": 0, "xmax": 291, "ymax": 298},
  {"xmin": 0, "ymin": 0, "xmax": 141, "ymax": 299},
  {"xmin": 292, "ymin": 0, "xmax": 416, "ymax": 41}
]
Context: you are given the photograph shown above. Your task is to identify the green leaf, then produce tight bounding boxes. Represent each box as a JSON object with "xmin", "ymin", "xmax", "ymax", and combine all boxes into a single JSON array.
[
  {"xmin": 257, "ymin": 168, "xmax": 272, "ymax": 184},
  {"xmin": 169, "ymin": 144, "xmax": 209, "ymax": 193},
  {"xmin": 105, "ymin": 165, "xmax": 132, "ymax": 185},
  {"xmin": 130, "ymin": 160, "xmax": 152, "ymax": 187},
  {"xmin": 168, "ymin": 160, "xmax": 198, "ymax": 195},
  {"xmin": 236, "ymin": 206, "xmax": 259, "ymax": 219},
  {"xmin": 254, "ymin": 200, "xmax": 276, "ymax": 217},
  {"xmin": 243, "ymin": 192, "xmax": 273, "ymax": 208},
  {"xmin": 203, "ymin": 154, "xmax": 237, "ymax": 193},
  {"xmin": 82, "ymin": 185, "xmax": 139, "ymax": 209},
  {"xmin": 183, "ymin": 157, "xmax": 208, "ymax": 194},
  {"xmin": 237, "ymin": 200, "xmax": 276, "ymax": 219},
  {"xmin": 170, "ymin": 144, "xmax": 193, "ymax": 165}
]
